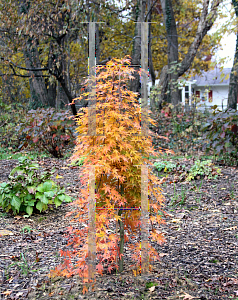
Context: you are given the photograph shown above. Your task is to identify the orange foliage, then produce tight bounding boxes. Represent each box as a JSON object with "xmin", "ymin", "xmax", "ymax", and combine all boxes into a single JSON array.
[{"xmin": 50, "ymin": 56, "xmax": 166, "ymax": 282}]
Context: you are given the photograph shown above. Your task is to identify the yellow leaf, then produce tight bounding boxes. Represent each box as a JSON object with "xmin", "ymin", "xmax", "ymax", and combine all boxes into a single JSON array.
[
  {"xmin": 56, "ymin": 174, "xmax": 63, "ymax": 179},
  {"xmin": 0, "ymin": 230, "xmax": 14, "ymax": 236},
  {"xmin": 171, "ymin": 219, "xmax": 182, "ymax": 223}
]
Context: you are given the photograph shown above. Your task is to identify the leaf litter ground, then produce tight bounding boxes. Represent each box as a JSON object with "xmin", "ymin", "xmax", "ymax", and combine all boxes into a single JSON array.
[{"xmin": 0, "ymin": 156, "xmax": 237, "ymax": 300}]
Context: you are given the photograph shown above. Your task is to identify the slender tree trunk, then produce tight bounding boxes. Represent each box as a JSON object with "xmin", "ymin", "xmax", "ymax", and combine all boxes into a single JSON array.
[
  {"xmin": 118, "ymin": 209, "xmax": 124, "ymax": 273},
  {"xmin": 228, "ymin": 0, "xmax": 238, "ymax": 110}
]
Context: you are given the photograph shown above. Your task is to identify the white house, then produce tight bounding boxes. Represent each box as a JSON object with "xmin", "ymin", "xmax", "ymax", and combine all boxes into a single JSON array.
[
  {"xmin": 148, "ymin": 67, "xmax": 234, "ymax": 110},
  {"xmin": 190, "ymin": 67, "xmax": 232, "ymax": 110}
]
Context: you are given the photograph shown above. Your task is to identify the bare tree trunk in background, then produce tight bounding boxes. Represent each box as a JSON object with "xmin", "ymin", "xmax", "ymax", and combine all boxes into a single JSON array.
[
  {"xmin": 160, "ymin": 0, "xmax": 179, "ymax": 108},
  {"xmin": 19, "ymin": 0, "xmax": 49, "ymax": 108},
  {"xmin": 148, "ymin": 0, "xmax": 157, "ymax": 110},
  {"xmin": 130, "ymin": 0, "xmax": 146, "ymax": 94},
  {"xmin": 24, "ymin": 44, "xmax": 49, "ymax": 107},
  {"xmin": 228, "ymin": 0, "xmax": 238, "ymax": 110},
  {"xmin": 48, "ymin": 81, "xmax": 57, "ymax": 107},
  {"xmin": 158, "ymin": 0, "xmax": 222, "ymax": 110}
]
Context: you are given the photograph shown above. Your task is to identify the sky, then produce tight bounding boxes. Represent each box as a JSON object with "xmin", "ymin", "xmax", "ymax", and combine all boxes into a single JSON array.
[
  {"xmin": 211, "ymin": 1, "xmax": 236, "ymax": 68},
  {"xmin": 215, "ymin": 33, "xmax": 236, "ymax": 68}
]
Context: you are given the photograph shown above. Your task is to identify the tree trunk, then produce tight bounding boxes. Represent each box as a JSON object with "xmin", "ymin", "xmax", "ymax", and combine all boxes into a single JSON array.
[
  {"xmin": 158, "ymin": 0, "xmax": 222, "ymax": 110},
  {"xmin": 48, "ymin": 81, "xmax": 57, "ymax": 107},
  {"xmin": 24, "ymin": 44, "xmax": 49, "ymax": 108},
  {"xmin": 19, "ymin": 0, "xmax": 49, "ymax": 108},
  {"xmin": 118, "ymin": 209, "xmax": 124, "ymax": 273},
  {"xmin": 130, "ymin": 0, "xmax": 146, "ymax": 94},
  {"xmin": 228, "ymin": 0, "xmax": 238, "ymax": 110},
  {"xmin": 148, "ymin": 0, "xmax": 157, "ymax": 110}
]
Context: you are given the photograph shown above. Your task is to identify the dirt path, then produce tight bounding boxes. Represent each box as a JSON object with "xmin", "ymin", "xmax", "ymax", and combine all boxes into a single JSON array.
[{"xmin": 0, "ymin": 157, "xmax": 237, "ymax": 300}]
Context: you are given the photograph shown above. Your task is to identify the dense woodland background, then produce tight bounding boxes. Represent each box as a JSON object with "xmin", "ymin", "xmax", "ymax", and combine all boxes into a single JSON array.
[{"xmin": 0, "ymin": 0, "xmax": 237, "ymax": 113}]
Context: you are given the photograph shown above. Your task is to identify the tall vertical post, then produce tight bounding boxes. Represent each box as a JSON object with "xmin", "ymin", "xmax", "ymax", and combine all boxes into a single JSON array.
[
  {"xmin": 88, "ymin": 22, "xmax": 96, "ymax": 136},
  {"xmin": 141, "ymin": 165, "xmax": 149, "ymax": 275},
  {"xmin": 88, "ymin": 166, "xmax": 96, "ymax": 282},
  {"xmin": 140, "ymin": 22, "xmax": 149, "ymax": 275},
  {"xmin": 88, "ymin": 22, "xmax": 96, "ymax": 284},
  {"xmin": 141, "ymin": 22, "xmax": 148, "ymax": 136}
]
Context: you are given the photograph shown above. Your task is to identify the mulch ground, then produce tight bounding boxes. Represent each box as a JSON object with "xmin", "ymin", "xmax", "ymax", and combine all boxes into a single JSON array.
[{"xmin": 0, "ymin": 156, "xmax": 237, "ymax": 300}]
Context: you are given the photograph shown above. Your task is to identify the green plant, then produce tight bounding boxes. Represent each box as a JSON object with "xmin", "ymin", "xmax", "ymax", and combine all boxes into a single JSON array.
[
  {"xmin": 154, "ymin": 160, "xmax": 177, "ymax": 173},
  {"xmin": 68, "ymin": 156, "xmax": 85, "ymax": 167},
  {"xmin": 16, "ymin": 108, "xmax": 77, "ymax": 158},
  {"xmin": 145, "ymin": 282, "xmax": 158, "ymax": 289},
  {"xmin": 5, "ymin": 252, "xmax": 39, "ymax": 279},
  {"xmin": 0, "ymin": 156, "xmax": 72, "ymax": 216},
  {"xmin": 171, "ymin": 184, "xmax": 188, "ymax": 206},
  {"xmin": 202, "ymin": 107, "xmax": 238, "ymax": 166},
  {"xmin": 0, "ymin": 212, "xmax": 7, "ymax": 218},
  {"xmin": 21, "ymin": 226, "xmax": 33, "ymax": 234},
  {"xmin": 186, "ymin": 159, "xmax": 220, "ymax": 181}
]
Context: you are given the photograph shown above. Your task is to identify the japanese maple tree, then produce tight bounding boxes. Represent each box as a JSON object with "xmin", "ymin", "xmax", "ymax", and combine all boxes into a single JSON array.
[{"xmin": 50, "ymin": 56, "xmax": 168, "ymax": 283}]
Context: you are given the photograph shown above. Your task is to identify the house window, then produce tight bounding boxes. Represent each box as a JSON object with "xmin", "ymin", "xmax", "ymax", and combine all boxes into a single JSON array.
[
  {"xmin": 185, "ymin": 86, "xmax": 189, "ymax": 104},
  {"xmin": 201, "ymin": 91, "xmax": 207, "ymax": 101},
  {"xmin": 195, "ymin": 91, "xmax": 200, "ymax": 98},
  {"xmin": 208, "ymin": 90, "xmax": 213, "ymax": 102}
]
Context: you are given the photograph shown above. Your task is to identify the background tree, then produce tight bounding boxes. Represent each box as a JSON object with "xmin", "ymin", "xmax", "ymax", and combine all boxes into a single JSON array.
[
  {"xmin": 228, "ymin": 0, "xmax": 238, "ymax": 110},
  {"xmin": 0, "ymin": 0, "xmax": 224, "ymax": 114},
  {"xmin": 157, "ymin": 0, "xmax": 223, "ymax": 109}
]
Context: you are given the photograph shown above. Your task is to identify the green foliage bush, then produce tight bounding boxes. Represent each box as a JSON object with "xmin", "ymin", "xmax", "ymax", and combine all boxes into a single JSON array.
[
  {"xmin": 154, "ymin": 159, "xmax": 220, "ymax": 181},
  {"xmin": 16, "ymin": 108, "xmax": 76, "ymax": 158},
  {"xmin": 202, "ymin": 108, "xmax": 238, "ymax": 166},
  {"xmin": 0, "ymin": 157, "xmax": 71, "ymax": 216},
  {"xmin": 186, "ymin": 159, "xmax": 221, "ymax": 181},
  {"xmin": 154, "ymin": 160, "xmax": 177, "ymax": 173},
  {"xmin": 0, "ymin": 101, "xmax": 27, "ymax": 150}
]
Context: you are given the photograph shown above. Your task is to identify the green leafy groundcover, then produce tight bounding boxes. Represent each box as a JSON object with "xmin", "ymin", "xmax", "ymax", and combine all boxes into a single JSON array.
[{"xmin": 0, "ymin": 157, "xmax": 72, "ymax": 216}]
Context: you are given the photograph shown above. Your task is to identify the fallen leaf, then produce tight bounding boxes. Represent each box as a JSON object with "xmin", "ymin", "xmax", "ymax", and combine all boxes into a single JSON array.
[
  {"xmin": 149, "ymin": 286, "xmax": 155, "ymax": 292},
  {"xmin": 171, "ymin": 218, "xmax": 182, "ymax": 223},
  {"xmin": 56, "ymin": 174, "xmax": 63, "ymax": 179},
  {"xmin": 82, "ymin": 286, "xmax": 88, "ymax": 294},
  {"xmin": 0, "ymin": 229, "xmax": 14, "ymax": 236},
  {"xmin": 159, "ymin": 253, "xmax": 169, "ymax": 257},
  {"xmin": 3, "ymin": 290, "xmax": 12, "ymax": 296},
  {"xmin": 223, "ymin": 226, "xmax": 237, "ymax": 231},
  {"xmin": 180, "ymin": 291, "xmax": 196, "ymax": 299}
]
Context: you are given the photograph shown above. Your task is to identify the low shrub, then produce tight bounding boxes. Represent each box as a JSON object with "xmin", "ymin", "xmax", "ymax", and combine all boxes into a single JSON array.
[
  {"xmin": 154, "ymin": 159, "xmax": 220, "ymax": 181},
  {"xmin": 16, "ymin": 108, "xmax": 77, "ymax": 158},
  {"xmin": 202, "ymin": 108, "xmax": 238, "ymax": 166},
  {"xmin": 154, "ymin": 160, "xmax": 177, "ymax": 173},
  {"xmin": 0, "ymin": 101, "xmax": 28, "ymax": 150},
  {"xmin": 186, "ymin": 159, "xmax": 221, "ymax": 181},
  {"xmin": 0, "ymin": 157, "xmax": 72, "ymax": 216},
  {"xmin": 151, "ymin": 103, "xmax": 210, "ymax": 155}
]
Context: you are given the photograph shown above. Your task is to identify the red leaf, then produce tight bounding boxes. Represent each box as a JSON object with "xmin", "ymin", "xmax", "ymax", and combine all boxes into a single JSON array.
[
  {"xmin": 96, "ymin": 263, "xmax": 104, "ymax": 274},
  {"xmin": 33, "ymin": 137, "xmax": 39, "ymax": 143},
  {"xmin": 231, "ymin": 124, "xmax": 238, "ymax": 134}
]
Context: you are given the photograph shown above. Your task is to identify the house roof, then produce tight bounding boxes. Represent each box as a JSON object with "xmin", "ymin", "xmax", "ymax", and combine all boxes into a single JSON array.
[{"xmin": 192, "ymin": 67, "xmax": 231, "ymax": 87}]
